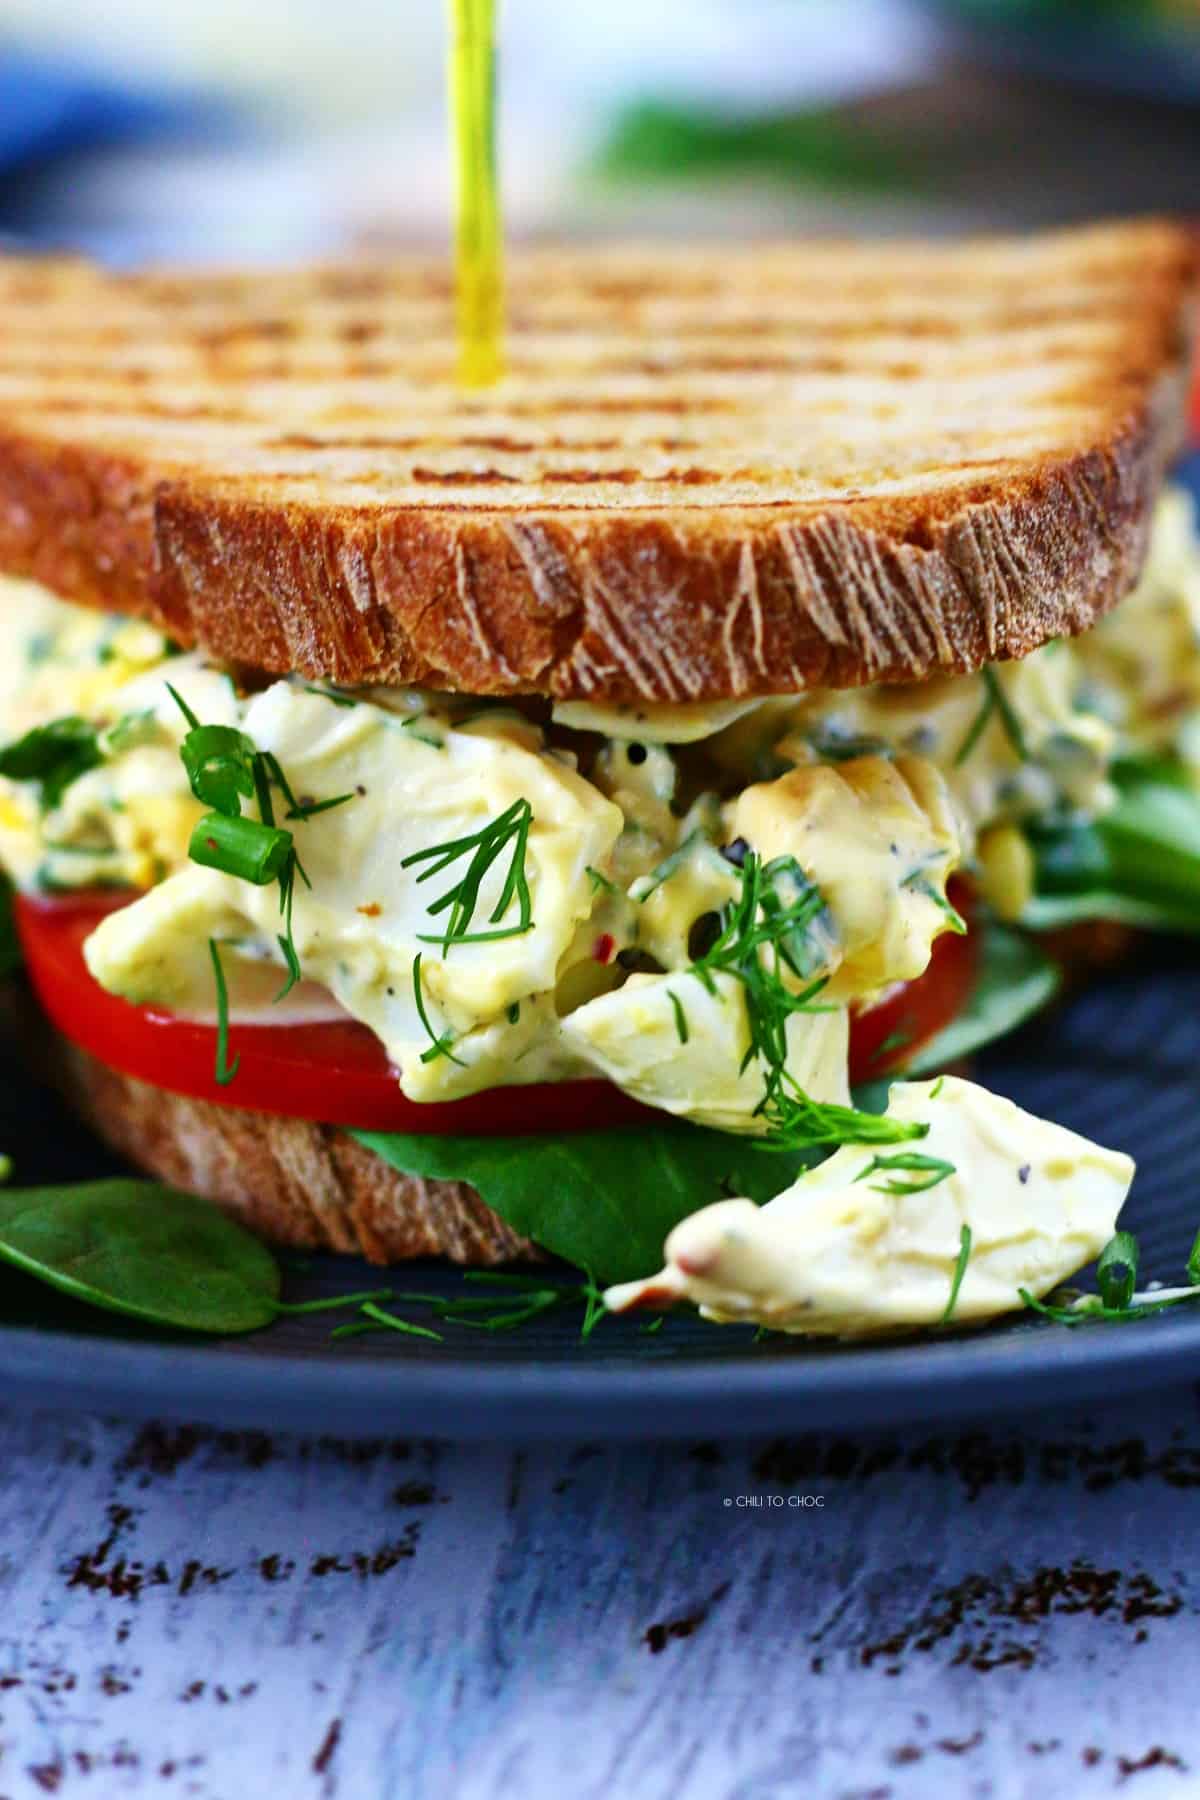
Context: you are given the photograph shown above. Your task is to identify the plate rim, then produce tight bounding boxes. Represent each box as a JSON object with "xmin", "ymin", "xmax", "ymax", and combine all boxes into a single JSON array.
[{"xmin": 8, "ymin": 1303, "xmax": 1200, "ymax": 1439}]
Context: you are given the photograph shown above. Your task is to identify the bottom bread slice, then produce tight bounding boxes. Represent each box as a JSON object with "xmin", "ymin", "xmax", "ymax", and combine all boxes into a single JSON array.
[{"xmin": 49, "ymin": 1036, "xmax": 541, "ymax": 1267}]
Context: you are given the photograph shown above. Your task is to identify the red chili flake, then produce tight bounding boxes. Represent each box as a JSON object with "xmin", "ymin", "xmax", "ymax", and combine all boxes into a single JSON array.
[{"xmin": 592, "ymin": 933, "xmax": 616, "ymax": 963}]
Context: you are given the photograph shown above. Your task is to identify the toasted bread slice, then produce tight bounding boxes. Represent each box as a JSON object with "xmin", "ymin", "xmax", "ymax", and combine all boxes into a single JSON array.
[
  {"xmin": 51, "ymin": 1037, "xmax": 538, "ymax": 1266},
  {"xmin": 0, "ymin": 221, "xmax": 1194, "ymax": 702}
]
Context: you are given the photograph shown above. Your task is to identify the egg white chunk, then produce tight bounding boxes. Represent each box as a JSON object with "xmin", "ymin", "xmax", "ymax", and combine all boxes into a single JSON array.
[
  {"xmin": 605, "ymin": 1077, "xmax": 1134, "ymax": 1335},
  {"xmin": 562, "ymin": 971, "xmax": 850, "ymax": 1133},
  {"xmin": 85, "ymin": 682, "xmax": 622, "ymax": 1099}
]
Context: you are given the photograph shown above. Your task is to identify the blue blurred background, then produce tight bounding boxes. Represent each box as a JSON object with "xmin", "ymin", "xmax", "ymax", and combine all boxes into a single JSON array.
[{"xmin": 0, "ymin": 0, "xmax": 1197, "ymax": 263}]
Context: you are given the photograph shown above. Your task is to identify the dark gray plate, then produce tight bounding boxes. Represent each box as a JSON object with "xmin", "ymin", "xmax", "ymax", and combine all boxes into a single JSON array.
[{"xmin": 0, "ymin": 938, "xmax": 1198, "ymax": 1440}]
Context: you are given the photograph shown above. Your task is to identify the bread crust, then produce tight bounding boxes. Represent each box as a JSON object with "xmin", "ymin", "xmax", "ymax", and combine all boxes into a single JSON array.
[
  {"xmin": 0, "ymin": 224, "xmax": 1194, "ymax": 701},
  {"xmin": 51, "ymin": 1038, "xmax": 540, "ymax": 1267}
]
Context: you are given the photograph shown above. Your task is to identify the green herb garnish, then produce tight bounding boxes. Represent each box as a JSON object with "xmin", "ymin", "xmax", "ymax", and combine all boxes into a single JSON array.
[
  {"xmin": 1020, "ymin": 1224, "xmax": 1200, "ymax": 1328},
  {"xmin": 953, "ymin": 668, "xmax": 1027, "ymax": 768},
  {"xmin": 985, "ymin": 668, "xmax": 1028, "ymax": 760},
  {"xmin": 402, "ymin": 797, "xmax": 534, "ymax": 951},
  {"xmin": 668, "ymin": 989, "xmax": 690, "ymax": 1045},
  {"xmin": 634, "ymin": 827, "xmax": 705, "ymax": 902},
  {"xmin": 189, "ymin": 811, "xmax": 293, "ymax": 885},
  {"xmin": 901, "ymin": 858, "xmax": 967, "ymax": 934},
  {"xmin": 0, "ymin": 716, "xmax": 103, "ymax": 811},
  {"xmin": 940, "ymin": 1224, "xmax": 972, "ymax": 1326},
  {"xmin": 208, "ymin": 939, "xmax": 241, "ymax": 1086},
  {"xmin": 301, "ymin": 683, "xmax": 356, "ymax": 709},
  {"xmin": 854, "ymin": 1151, "xmax": 955, "ymax": 1196},
  {"xmin": 1097, "ymin": 1229, "xmax": 1139, "ymax": 1311},
  {"xmin": 400, "ymin": 715, "xmax": 446, "ymax": 750},
  {"xmin": 586, "ymin": 864, "xmax": 621, "ymax": 897},
  {"xmin": 687, "ymin": 850, "xmax": 923, "ymax": 1152},
  {"xmin": 168, "ymin": 686, "xmax": 354, "ymax": 1064},
  {"xmin": 411, "ymin": 952, "xmax": 465, "ymax": 1066},
  {"xmin": 334, "ymin": 1270, "xmax": 610, "ymax": 1341}
]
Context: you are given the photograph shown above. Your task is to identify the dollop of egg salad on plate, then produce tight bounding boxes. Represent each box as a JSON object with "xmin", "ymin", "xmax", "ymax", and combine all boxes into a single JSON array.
[{"xmin": 7, "ymin": 489, "xmax": 1200, "ymax": 1342}]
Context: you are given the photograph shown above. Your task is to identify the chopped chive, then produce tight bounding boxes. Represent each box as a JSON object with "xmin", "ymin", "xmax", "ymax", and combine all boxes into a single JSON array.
[
  {"xmin": 179, "ymin": 722, "xmax": 255, "ymax": 817},
  {"xmin": 930, "ymin": 1075, "xmax": 946, "ymax": 1099},
  {"xmin": 639, "ymin": 1315, "xmax": 665, "ymax": 1335},
  {"xmin": 1189, "ymin": 1229, "xmax": 1200, "ymax": 1289},
  {"xmin": 208, "ymin": 939, "xmax": 241, "ymax": 1086},
  {"xmin": 188, "ymin": 812, "xmax": 294, "ymax": 885},
  {"xmin": 586, "ymin": 864, "xmax": 620, "ymax": 897},
  {"xmin": 940, "ymin": 1224, "xmax": 972, "ymax": 1325},
  {"xmin": 1097, "ymin": 1230, "xmax": 1139, "ymax": 1311}
]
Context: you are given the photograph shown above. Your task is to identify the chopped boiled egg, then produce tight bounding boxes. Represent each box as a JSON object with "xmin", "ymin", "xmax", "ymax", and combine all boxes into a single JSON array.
[{"xmin": 605, "ymin": 1076, "xmax": 1135, "ymax": 1335}]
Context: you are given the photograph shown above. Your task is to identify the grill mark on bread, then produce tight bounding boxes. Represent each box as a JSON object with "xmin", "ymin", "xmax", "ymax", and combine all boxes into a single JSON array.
[{"xmin": 0, "ymin": 223, "xmax": 1192, "ymax": 700}]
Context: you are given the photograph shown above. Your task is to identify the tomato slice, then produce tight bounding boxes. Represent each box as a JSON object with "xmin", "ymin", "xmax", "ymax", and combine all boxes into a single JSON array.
[{"xmin": 15, "ymin": 882, "xmax": 977, "ymax": 1135}]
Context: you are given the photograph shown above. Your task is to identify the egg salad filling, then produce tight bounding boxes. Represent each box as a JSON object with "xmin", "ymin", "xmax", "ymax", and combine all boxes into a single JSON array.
[
  {"xmin": 604, "ymin": 1077, "xmax": 1135, "ymax": 1335},
  {"xmin": 2, "ymin": 487, "xmax": 1197, "ymax": 1333},
  {"xmin": 0, "ymin": 571, "xmax": 1098, "ymax": 1130}
]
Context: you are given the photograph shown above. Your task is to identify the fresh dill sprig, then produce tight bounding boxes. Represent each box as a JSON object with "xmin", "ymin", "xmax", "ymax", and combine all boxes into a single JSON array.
[
  {"xmin": 399, "ymin": 715, "xmax": 446, "ymax": 750},
  {"xmin": 940, "ymin": 1224, "xmax": 972, "ymax": 1326},
  {"xmin": 687, "ymin": 850, "xmax": 925, "ymax": 1152},
  {"xmin": 325, "ymin": 1269, "xmax": 609, "ymax": 1342},
  {"xmin": 402, "ymin": 797, "xmax": 534, "ymax": 952},
  {"xmin": 853, "ymin": 1151, "xmax": 956, "ymax": 1196},
  {"xmin": 633, "ymin": 827, "xmax": 705, "ymax": 902},
  {"xmin": 901, "ymin": 855, "xmax": 967, "ymax": 934},
  {"xmin": 586, "ymin": 864, "xmax": 621, "ymax": 898},
  {"xmin": 953, "ymin": 668, "xmax": 1027, "ymax": 768},
  {"xmin": 208, "ymin": 939, "xmax": 241, "ymax": 1086},
  {"xmin": 984, "ymin": 668, "xmax": 1028, "ymax": 760},
  {"xmin": 411, "ymin": 951, "xmax": 465, "ymax": 1066}
]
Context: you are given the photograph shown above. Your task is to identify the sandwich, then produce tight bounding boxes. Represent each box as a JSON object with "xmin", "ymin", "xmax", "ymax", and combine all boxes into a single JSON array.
[{"xmin": 0, "ymin": 219, "xmax": 1195, "ymax": 1337}]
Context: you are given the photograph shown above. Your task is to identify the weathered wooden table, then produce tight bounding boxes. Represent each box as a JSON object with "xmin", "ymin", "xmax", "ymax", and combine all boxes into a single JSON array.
[{"xmin": 0, "ymin": 1388, "xmax": 1195, "ymax": 1798}]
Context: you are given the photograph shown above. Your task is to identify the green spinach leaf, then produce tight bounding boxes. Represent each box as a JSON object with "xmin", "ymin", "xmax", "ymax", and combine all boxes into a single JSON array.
[
  {"xmin": 352, "ymin": 1126, "xmax": 815, "ymax": 1285},
  {"xmin": 0, "ymin": 1179, "xmax": 280, "ymax": 1332},
  {"xmin": 1024, "ymin": 757, "xmax": 1200, "ymax": 933}
]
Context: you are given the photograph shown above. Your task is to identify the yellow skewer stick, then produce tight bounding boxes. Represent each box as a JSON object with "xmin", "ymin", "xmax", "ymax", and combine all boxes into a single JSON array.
[{"xmin": 448, "ymin": 0, "xmax": 504, "ymax": 386}]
